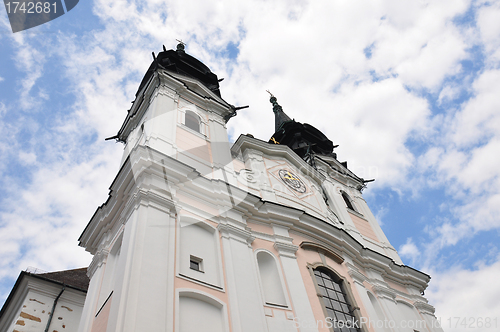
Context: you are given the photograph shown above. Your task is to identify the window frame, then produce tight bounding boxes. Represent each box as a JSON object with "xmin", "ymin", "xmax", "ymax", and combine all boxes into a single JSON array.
[
  {"xmin": 307, "ymin": 263, "xmax": 366, "ymax": 332},
  {"xmin": 189, "ymin": 255, "xmax": 204, "ymax": 273}
]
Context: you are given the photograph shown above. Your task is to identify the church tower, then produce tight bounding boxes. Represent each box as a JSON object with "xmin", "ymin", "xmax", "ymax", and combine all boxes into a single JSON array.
[{"xmin": 77, "ymin": 44, "xmax": 443, "ymax": 332}]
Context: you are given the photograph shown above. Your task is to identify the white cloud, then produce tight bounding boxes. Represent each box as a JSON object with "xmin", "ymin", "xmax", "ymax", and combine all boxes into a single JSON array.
[
  {"xmin": 18, "ymin": 151, "xmax": 37, "ymax": 165},
  {"xmin": 438, "ymin": 84, "xmax": 461, "ymax": 105},
  {"xmin": 9, "ymin": 36, "xmax": 47, "ymax": 110},
  {"xmin": 416, "ymin": 68, "xmax": 500, "ymax": 249},
  {"xmin": 370, "ymin": 0, "xmax": 470, "ymax": 90},
  {"xmin": 0, "ymin": 143, "xmax": 121, "ymax": 280},
  {"xmin": 426, "ymin": 258, "xmax": 500, "ymax": 332},
  {"xmin": 399, "ymin": 237, "xmax": 420, "ymax": 266},
  {"xmin": 476, "ymin": 0, "xmax": 500, "ymax": 64},
  {"xmin": 448, "ymin": 69, "xmax": 500, "ymax": 149}
]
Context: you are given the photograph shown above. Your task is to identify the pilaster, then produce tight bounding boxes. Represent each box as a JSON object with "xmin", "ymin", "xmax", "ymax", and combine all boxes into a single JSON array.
[{"xmin": 217, "ymin": 221, "xmax": 268, "ymax": 332}]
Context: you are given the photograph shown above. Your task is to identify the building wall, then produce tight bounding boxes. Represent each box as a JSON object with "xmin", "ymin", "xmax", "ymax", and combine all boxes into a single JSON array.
[
  {"xmin": 6, "ymin": 278, "xmax": 85, "ymax": 332},
  {"xmin": 77, "ymin": 68, "xmax": 442, "ymax": 332}
]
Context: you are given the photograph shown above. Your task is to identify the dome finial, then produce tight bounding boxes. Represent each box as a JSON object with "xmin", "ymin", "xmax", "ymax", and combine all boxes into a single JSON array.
[
  {"xmin": 176, "ymin": 39, "xmax": 186, "ymax": 53},
  {"xmin": 266, "ymin": 90, "xmax": 292, "ymax": 131},
  {"xmin": 266, "ymin": 90, "xmax": 281, "ymax": 113}
]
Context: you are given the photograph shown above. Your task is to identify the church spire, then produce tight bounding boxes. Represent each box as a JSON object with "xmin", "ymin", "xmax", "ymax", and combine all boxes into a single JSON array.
[{"xmin": 267, "ymin": 91, "xmax": 292, "ymax": 131}]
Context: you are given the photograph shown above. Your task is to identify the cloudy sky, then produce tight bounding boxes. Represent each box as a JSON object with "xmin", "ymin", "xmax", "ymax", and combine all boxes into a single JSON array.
[{"xmin": 1, "ymin": 0, "xmax": 499, "ymax": 330}]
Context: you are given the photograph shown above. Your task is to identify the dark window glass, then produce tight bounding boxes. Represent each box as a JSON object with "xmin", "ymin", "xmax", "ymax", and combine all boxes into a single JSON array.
[
  {"xmin": 318, "ymin": 286, "xmax": 328, "ymax": 297},
  {"xmin": 324, "ymin": 278, "xmax": 335, "ymax": 289},
  {"xmin": 190, "ymin": 259, "xmax": 200, "ymax": 271},
  {"xmin": 313, "ymin": 268, "xmax": 360, "ymax": 332},
  {"xmin": 185, "ymin": 111, "xmax": 200, "ymax": 133},
  {"xmin": 327, "ymin": 288, "xmax": 338, "ymax": 299},
  {"xmin": 342, "ymin": 192, "xmax": 355, "ymax": 211}
]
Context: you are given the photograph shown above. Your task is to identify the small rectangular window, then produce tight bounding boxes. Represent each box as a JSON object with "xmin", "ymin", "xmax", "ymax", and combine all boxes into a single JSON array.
[{"xmin": 189, "ymin": 255, "xmax": 203, "ymax": 272}]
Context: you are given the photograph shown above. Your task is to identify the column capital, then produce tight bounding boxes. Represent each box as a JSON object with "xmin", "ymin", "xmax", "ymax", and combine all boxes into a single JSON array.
[{"xmin": 274, "ymin": 241, "xmax": 299, "ymax": 258}]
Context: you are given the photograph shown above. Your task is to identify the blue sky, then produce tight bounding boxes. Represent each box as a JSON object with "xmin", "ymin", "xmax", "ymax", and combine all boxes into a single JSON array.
[{"xmin": 1, "ymin": 1, "xmax": 500, "ymax": 330}]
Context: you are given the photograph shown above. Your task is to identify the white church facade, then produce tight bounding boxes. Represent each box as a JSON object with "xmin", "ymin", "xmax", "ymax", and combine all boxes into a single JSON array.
[{"xmin": 0, "ymin": 43, "xmax": 443, "ymax": 332}]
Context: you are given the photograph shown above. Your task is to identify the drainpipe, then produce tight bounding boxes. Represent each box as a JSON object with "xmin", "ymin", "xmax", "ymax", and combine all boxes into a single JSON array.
[{"xmin": 44, "ymin": 285, "xmax": 65, "ymax": 332}]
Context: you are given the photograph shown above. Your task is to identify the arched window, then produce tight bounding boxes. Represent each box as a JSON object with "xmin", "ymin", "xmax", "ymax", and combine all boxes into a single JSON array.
[
  {"xmin": 341, "ymin": 192, "xmax": 356, "ymax": 211},
  {"xmin": 313, "ymin": 268, "xmax": 360, "ymax": 332},
  {"xmin": 256, "ymin": 251, "xmax": 287, "ymax": 307},
  {"xmin": 185, "ymin": 110, "xmax": 200, "ymax": 133}
]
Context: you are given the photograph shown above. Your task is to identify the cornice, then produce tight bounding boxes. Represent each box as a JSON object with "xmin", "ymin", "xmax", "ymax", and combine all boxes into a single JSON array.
[
  {"xmin": 217, "ymin": 223, "xmax": 255, "ymax": 247},
  {"xmin": 162, "ymin": 70, "xmax": 231, "ymax": 112},
  {"xmin": 250, "ymin": 229, "xmax": 276, "ymax": 242},
  {"xmin": 414, "ymin": 301, "xmax": 436, "ymax": 315},
  {"xmin": 372, "ymin": 284, "xmax": 397, "ymax": 302}
]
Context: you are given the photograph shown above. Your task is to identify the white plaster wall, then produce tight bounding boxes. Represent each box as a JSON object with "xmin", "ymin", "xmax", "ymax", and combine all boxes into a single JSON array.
[
  {"xmin": 219, "ymin": 226, "xmax": 269, "ymax": 332},
  {"xmin": 179, "ymin": 219, "xmax": 222, "ymax": 287},
  {"xmin": 77, "ymin": 265, "xmax": 104, "ymax": 332},
  {"xmin": 256, "ymin": 251, "xmax": 287, "ymax": 306},
  {"xmin": 265, "ymin": 310, "xmax": 298, "ymax": 332},
  {"xmin": 104, "ymin": 203, "xmax": 176, "ymax": 332},
  {"xmin": 96, "ymin": 239, "xmax": 121, "ymax": 312},
  {"xmin": 367, "ymin": 291, "xmax": 391, "ymax": 332},
  {"xmin": 322, "ymin": 181, "xmax": 356, "ymax": 229},
  {"xmin": 396, "ymin": 302, "xmax": 429, "ymax": 332},
  {"xmin": 178, "ymin": 295, "xmax": 225, "ymax": 332},
  {"xmin": 145, "ymin": 90, "xmax": 178, "ymax": 157}
]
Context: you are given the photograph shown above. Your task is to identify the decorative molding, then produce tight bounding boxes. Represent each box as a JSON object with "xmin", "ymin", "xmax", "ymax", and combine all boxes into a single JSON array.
[
  {"xmin": 273, "ymin": 241, "xmax": 299, "ymax": 258},
  {"xmin": 414, "ymin": 301, "xmax": 436, "ymax": 315},
  {"xmin": 372, "ymin": 284, "xmax": 397, "ymax": 302},
  {"xmin": 217, "ymin": 223, "xmax": 255, "ymax": 247},
  {"xmin": 154, "ymin": 84, "xmax": 178, "ymax": 101},
  {"xmin": 300, "ymin": 241, "xmax": 344, "ymax": 264},
  {"xmin": 236, "ymin": 169, "xmax": 260, "ymax": 190},
  {"xmin": 345, "ymin": 263, "xmax": 367, "ymax": 285},
  {"xmin": 87, "ymin": 249, "xmax": 109, "ymax": 279}
]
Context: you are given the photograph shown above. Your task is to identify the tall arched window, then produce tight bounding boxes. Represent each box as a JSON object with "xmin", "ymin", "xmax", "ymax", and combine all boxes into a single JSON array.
[
  {"xmin": 185, "ymin": 110, "xmax": 200, "ymax": 133},
  {"xmin": 313, "ymin": 268, "xmax": 360, "ymax": 332},
  {"xmin": 341, "ymin": 192, "xmax": 356, "ymax": 211}
]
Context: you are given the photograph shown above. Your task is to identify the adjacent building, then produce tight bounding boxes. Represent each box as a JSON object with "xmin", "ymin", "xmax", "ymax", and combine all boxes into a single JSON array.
[{"xmin": 0, "ymin": 268, "xmax": 88, "ymax": 332}]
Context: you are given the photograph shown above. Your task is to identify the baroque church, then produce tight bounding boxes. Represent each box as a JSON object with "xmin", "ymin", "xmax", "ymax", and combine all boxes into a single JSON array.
[{"xmin": 0, "ymin": 43, "xmax": 443, "ymax": 332}]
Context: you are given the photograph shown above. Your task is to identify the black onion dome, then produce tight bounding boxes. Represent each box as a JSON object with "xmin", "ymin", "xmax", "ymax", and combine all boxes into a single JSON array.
[
  {"xmin": 137, "ymin": 43, "xmax": 221, "ymax": 97},
  {"xmin": 270, "ymin": 121, "xmax": 336, "ymax": 159},
  {"xmin": 267, "ymin": 94, "xmax": 336, "ymax": 160}
]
